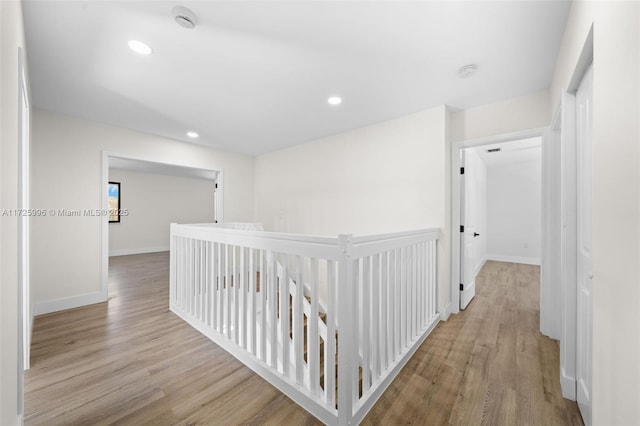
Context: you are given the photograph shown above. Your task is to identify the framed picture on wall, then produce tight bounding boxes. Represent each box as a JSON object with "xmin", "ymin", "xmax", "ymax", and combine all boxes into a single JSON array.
[{"xmin": 108, "ymin": 182, "xmax": 121, "ymax": 223}]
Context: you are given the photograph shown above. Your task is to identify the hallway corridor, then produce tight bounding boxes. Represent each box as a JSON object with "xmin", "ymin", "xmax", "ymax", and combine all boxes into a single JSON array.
[{"xmin": 24, "ymin": 255, "xmax": 581, "ymax": 425}]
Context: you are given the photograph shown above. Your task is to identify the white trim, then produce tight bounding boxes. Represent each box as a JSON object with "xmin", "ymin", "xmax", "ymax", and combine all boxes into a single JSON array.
[
  {"xmin": 439, "ymin": 303, "xmax": 451, "ymax": 321},
  {"xmin": 450, "ymin": 127, "xmax": 547, "ymax": 315},
  {"xmin": 474, "ymin": 257, "xmax": 487, "ymax": 276},
  {"xmin": 33, "ymin": 291, "xmax": 107, "ymax": 316},
  {"xmin": 559, "ymin": 90, "xmax": 578, "ymax": 403},
  {"xmin": 485, "ymin": 254, "xmax": 541, "ymax": 266},
  {"xmin": 561, "ymin": 367, "xmax": 577, "ymax": 400},
  {"xmin": 109, "ymin": 246, "xmax": 169, "ymax": 257}
]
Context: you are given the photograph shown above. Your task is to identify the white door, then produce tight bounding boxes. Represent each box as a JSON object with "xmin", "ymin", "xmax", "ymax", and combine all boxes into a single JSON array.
[
  {"xmin": 460, "ymin": 150, "xmax": 477, "ymax": 309},
  {"xmin": 576, "ymin": 64, "xmax": 593, "ymax": 425}
]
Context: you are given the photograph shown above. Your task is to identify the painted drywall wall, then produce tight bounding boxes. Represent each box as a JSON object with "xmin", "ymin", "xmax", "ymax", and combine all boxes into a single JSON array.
[
  {"xmin": 254, "ymin": 106, "xmax": 452, "ymax": 314},
  {"xmin": 108, "ymin": 169, "xmax": 215, "ymax": 255},
  {"xmin": 486, "ymin": 158, "xmax": 541, "ymax": 265},
  {"xmin": 1, "ymin": 1, "xmax": 26, "ymax": 423},
  {"xmin": 550, "ymin": 2, "xmax": 640, "ymax": 424},
  {"xmin": 450, "ymin": 90, "xmax": 550, "ymax": 143},
  {"xmin": 31, "ymin": 109, "xmax": 254, "ymax": 312}
]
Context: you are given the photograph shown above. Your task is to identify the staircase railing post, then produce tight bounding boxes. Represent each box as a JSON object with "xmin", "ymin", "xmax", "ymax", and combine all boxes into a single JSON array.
[
  {"xmin": 169, "ymin": 223, "xmax": 177, "ymax": 308},
  {"xmin": 337, "ymin": 234, "xmax": 354, "ymax": 425}
]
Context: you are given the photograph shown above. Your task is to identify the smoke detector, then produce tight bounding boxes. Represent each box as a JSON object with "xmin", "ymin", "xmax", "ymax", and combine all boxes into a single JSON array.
[
  {"xmin": 173, "ymin": 6, "xmax": 197, "ymax": 29},
  {"xmin": 458, "ymin": 64, "xmax": 479, "ymax": 78}
]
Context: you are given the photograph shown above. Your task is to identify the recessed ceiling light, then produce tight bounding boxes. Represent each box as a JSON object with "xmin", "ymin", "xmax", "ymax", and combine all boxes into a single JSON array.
[
  {"xmin": 128, "ymin": 40, "xmax": 153, "ymax": 55},
  {"xmin": 187, "ymin": 131, "xmax": 199, "ymax": 138},
  {"xmin": 458, "ymin": 64, "xmax": 478, "ymax": 78},
  {"xmin": 327, "ymin": 96, "xmax": 342, "ymax": 106}
]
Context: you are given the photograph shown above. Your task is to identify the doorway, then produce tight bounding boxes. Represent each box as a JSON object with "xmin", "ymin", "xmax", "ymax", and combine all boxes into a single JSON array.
[
  {"xmin": 100, "ymin": 152, "xmax": 223, "ymax": 299},
  {"xmin": 452, "ymin": 130, "xmax": 546, "ymax": 312}
]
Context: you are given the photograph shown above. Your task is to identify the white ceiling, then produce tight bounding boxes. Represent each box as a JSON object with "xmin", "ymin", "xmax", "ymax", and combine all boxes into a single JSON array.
[
  {"xmin": 109, "ymin": 157, "xmax": 217, "ymax": 181},
  {"xmin": 23, "ymin": 1, "xmax": 570, "ymax": 155},
  {"xmin": 471, "ymin": 136, "xmax": 542, "ymax": 167}
]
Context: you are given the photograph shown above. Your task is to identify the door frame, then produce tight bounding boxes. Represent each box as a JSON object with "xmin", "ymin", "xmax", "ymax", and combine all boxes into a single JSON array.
[
  {"xmin": 100, "ymin": 151, "xmax": 224, "ymax": 299},
  {"xmin": 556, "ymin": 25, "xmax": 593, "ymax": 404},
  {"xmin": 450, "ymin": 127, "xmax": 549, "ymax": 315}
]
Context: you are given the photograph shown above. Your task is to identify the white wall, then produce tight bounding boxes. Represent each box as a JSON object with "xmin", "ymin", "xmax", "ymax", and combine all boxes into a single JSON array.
[
  {"xmin": 450, "ymin": 90, "xmax": 549, "ymax": 143},
  {"xmin": 486, "ymin": 158, "xmax": 541, "ymax": 265},
  {"xmin": 1, "ymin": 1, "xmax": 27, "ymax": 423},
  {"xmin": 254, "ymin": 106, "xmax": 452, "ymax": 314},
  {"xmin": 108, "ymin": 169, "xmax": 215, "ymax": 256},
  {"xmin": 31, "ymin": 109, "xmax": 254, "ymax": 312},
  {"xmin": 550, "ymin": 2, "xmax": 640, "ymax": 424}
]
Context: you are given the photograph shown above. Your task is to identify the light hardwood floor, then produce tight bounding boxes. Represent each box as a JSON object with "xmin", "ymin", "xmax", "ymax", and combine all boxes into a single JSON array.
[{"xmin": 25, "ymin": 254, "xmax": 582, "ymax": 425}]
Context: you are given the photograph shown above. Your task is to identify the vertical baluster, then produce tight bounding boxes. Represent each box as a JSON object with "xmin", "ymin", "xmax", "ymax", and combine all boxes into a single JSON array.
[
  {"xmin": 372, "ymin": 254, "xmax": 380, "ymax": 380},
  {"xmin": 400, "ymin": 246, "xmax": 407, "ymax": 349},
  {"xmin": 189, "ymin": 238, "xmax": 192, "ymax": 312},
  {"xmin": 420, "ymin": 242, "xmax": 425, "ymax": 328},
  {"xmin": 352, "ymin": 258, "xmax": 361, "ymax": 403},
  {"xmin": 412, "ymin": 244, "xmax": 417, "ymax": 338},
  {"xmin": 205, "ymin": 241, "xmax": 210, "ymax": 327},
  {"xmin": 216, "ymin": 242, "xmax": 223, "ymax": 332},
  {"xmin": 413, "ymin": 243, "xmax": 417, "ymax": 331},
  {"xmin": 269, "ymin": 251, "xmax": 277, "ymax": 369},
  {"xmin": 260, "ymin": 250, "xmax": 267, "ymax": 361},
  {"xmin": 416, "ymin": 242, "xmax": 421, "ymax": 330},
  {"xmin": 249, "ymin": 248, "xmax": 256, "ymax": 355},
  {"xmin": 309, "ymin": 257, "xmax": 319, "ymax": 395},
  {"xmin": 362, "ymin": 256, "xmax": 370, "ymax": 392},
  {"xmin": 200, "ymin": 240, "xmax": 205, "ymax": 322},
  {"xmin": 195, "ymin": 240, "xmax": 200, "ymax": 319},
  {"xmin": 240, "ymin": 246, "xmax": 247, "ymax": 349},
  {"xmin": 394, "ymin": 248, "xmax": 401, "ymax": 358},
  {"xmin": 326, "ymin": 259, "xmax": 336, "ymax": 407},
  {"xmin": 381, "ymin": 251, "xmax": 388, "ymax": 371},
  {"xmin": 280, "ymin": 255, "xmax": 290, "ymax": 377},
  {"xmin": 389, "ymin": 249, "xmax": 396, "ymax": 363},
  {"xmin": 184, "ymin": 237, "xmax": 188, "ymax": 311},
  {"xmin": 211, "ymin": 242, "xmax": 217, "ymax": 330},
  {"xmin": 294, "ymin": 255, "xmax": 304, "ymax": 385},
  {"xmin": 174, "ymin": 236, "xmax": 179, "ymax": 308},
  {"xmin": 431, "ymin": 240, "xmax": 436, "ymax": 320},
  {"xmin": 225, "ymin": 244, "xmax": 231, "ymax": 339},
  {"xmin": 233, "ymin": 246, "xmax": 239, "ymax": 344}
]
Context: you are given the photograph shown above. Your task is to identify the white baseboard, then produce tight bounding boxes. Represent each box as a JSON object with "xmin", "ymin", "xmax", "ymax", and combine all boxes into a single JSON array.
[
  {"xmin": 474, "ymin": 257, "xmax": 488, "ymax": 276},
  {"xmin": 34, "ymin": 291, "xmax": 107, "ymax": 316},
  {"xmin": 439, "ymin": 303, "xmax": 451, "ymax": 321},
  {"xmin": 560, "ymin": 368, "xmax": 577, "ymax": 400},
  {"xmin": 486, "ymin": 254, "xmax": 541, "ymax": 266},
  {"xmin": 109, "ymin": 246, "xmax": 169, "ymax": 257}
]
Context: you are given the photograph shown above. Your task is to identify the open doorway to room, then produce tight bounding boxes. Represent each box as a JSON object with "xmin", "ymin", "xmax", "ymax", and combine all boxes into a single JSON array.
[
  {"xmin": 101, "ymin": 155, "xmax": 222, "ymax": 300},
  {"xmin": 457, "ymin": 136, "xmax": 543, "ymax": 310}
]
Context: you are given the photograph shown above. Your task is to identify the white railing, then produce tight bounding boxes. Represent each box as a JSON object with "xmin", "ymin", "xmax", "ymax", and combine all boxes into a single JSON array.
[{"xmin": 169, "ymin": 223, "xmax": 440, "ymax": 425}]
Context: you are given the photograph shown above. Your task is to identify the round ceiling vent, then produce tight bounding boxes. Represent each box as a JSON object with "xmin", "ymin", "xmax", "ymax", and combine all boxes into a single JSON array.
[
  {"xmin": 173, "ymin": 6, "xmax": 197, "ymax": 29},
  {"xmin": 458, "ymin": 64, "xmax": 479, "ymax": 78}
]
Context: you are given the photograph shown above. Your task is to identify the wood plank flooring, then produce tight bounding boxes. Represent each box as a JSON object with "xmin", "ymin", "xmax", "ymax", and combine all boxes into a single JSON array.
[{"xmin": 25, "ymin": 254, "xmax": 582, "ymax": 425}]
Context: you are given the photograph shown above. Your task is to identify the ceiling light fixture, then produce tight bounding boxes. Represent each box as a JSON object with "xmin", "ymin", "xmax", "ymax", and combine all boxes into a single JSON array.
[
  {"xmin": 327, "ymin": 96, "xmax": 342, "ymax": 106},
  {"xmin": 187, "ymin": 131, "xmax": 199, "ymax": 138},
  {"xmin": 173, "ymin": 6, "xmax": 197, "ymax": 29},
  {"xmin": 458, "ymin": 64, "xmax": 478, "ymax": 78},
  {"xmin": 128, "ymin": 40, "xmax": 153, "ymax": 55}
]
